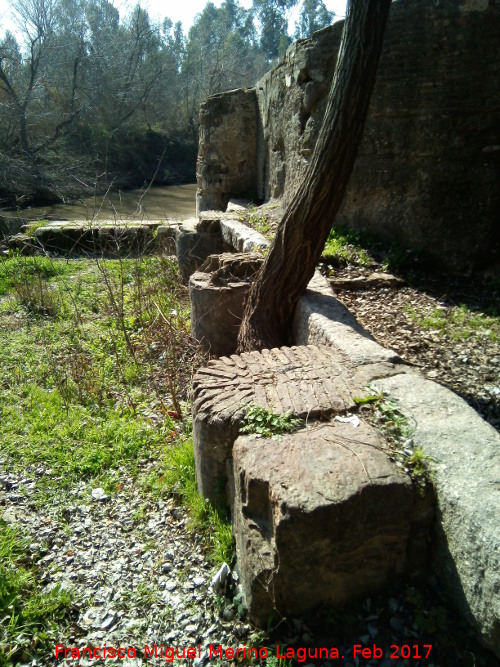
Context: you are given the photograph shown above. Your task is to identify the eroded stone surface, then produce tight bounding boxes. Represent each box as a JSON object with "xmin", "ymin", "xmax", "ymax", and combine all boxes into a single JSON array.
[
  {"xmin": 190, "ymin": 253, "xmax": 264, "ymax": 356},
  {"xmin": 372, "ymin": 372, "xmax": 500, "ymax": 657},
  {"xmin": 192, "ymin": 345, "xmax": 354, "ymax": 502},
  {"xmin": 294, "ymin": 272, "xmax": 402, "ymax": 365},
  {"xmin": 232, "ymin": 421, "xmax": 414, "ymax": 624}
]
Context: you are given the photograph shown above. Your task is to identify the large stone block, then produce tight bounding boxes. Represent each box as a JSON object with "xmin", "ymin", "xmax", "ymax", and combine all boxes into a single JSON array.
[
  {"xmin": 373, "ymin": 373, "xmax": 500, "ymax": 657},
  {"xmin": 189, "ymin": 252, "xmax": 264, "ymax": 357},
  {"xmin": 231, "ymin": 421, "xmax": 414, "ymax": 624},
  {"xmin": 191, "ymin": 345, "xmax": 354, "ymax": 503}
]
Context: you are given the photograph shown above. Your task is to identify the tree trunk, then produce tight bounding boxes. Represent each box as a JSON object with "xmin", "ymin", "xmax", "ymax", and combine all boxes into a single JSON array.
[{"xmin": 237, "ymin": 0, "xmax": 392, "ymax": 352}]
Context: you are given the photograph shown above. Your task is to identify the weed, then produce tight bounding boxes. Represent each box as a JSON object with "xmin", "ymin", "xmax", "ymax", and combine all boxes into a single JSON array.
[
  {"xmin": 239, "ymin": 404, "xmax": 302, "ymax": 439},
  {"xmin": 146, "ymin": 437, "xmax": 234, "ymax": 565},
  {"xmin": 357, "ymin": 390, "xmax": 432, "ymax": 489},
  {"xmin": 0, "ymin": 249, "xmax": 213, "ymax": 660},
  {"xmin": 266, "ymin": 657, "xmax": 293, "ymax": 667},
  {"xmin": 238, "ymin": 207, "xmax": 274, "ymax": 239},
  {"xmin": 24, "ymin": 220, "xmax": 49, "ymax": 238},
  {"xmin": 322, "ymin": 227, "xmax": 373, "ymax": 268},
  {"xmin": 407, "ymin": 448, "xmax": 435, "ymax": 485},
  {"xmin": 0, "ymin": 520, "xmax": 71, "ymax": 664},
  {"xmin": 404, "ymin": 303, "xmax": 499, "ymax": 342}
]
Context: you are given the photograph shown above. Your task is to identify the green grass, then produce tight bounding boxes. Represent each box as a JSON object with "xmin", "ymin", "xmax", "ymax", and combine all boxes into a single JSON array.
[
  {"xmin": 0, "ymin": 520, "xmax": 71, "ymax": 665},
  {"xmin": 405, "ymin": 303, "xmax": 500, "ymax": 342},
  {"xmin": 142, "ymin": 437, "xmax": 234, "ymax": 565},
  {"xmin": 321, "ymin": 227, "xmax": 373, "ymax": 268},
  {"xmin": 0, "ymin": 252, "xmax": 234, "ymax": 659},
  {"xmin": 0, "ymin": 253, "xmax": 68, "ymax": 293}
]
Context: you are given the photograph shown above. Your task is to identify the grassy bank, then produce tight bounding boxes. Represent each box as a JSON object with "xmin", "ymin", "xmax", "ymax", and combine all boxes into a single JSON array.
[{"xmin": 0, "ymin": 252, "xmax": 231, "ymax": 663}]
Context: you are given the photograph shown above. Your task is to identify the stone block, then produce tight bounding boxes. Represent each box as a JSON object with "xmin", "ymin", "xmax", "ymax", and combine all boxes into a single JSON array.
[
  {"xmin": 192, "ymin": 345, "xmax": 354, "ymax": 503},
  {"xmin": 155, "ymin": 224, "xmax": 179, "ymax": 254},
  {"xmin": 190, "ymin": 253, "xmax": 264, "ymax": 356},
  {"xmin": 372, "ymin": 373, "xmax": 500, "ymax": 657},
  {"xmin": 175, "ymin": 218, "xmax": 224, "ymax": 284},
  {"xmin": 35, "ymin": 223, "xmax": 96, "ymax": 253},
  {"xmin": 294, "ymin": 271, "xmax": 401, "ymax": 365},
  {"xmin": 231, "ymin": 421, "xmax": 414, "ymax": 624}
]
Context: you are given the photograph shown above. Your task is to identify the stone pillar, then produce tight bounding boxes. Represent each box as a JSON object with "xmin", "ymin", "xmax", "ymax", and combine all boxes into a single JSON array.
[{"xmin": 197, "ymin": 88, "xmax": 259, "ymax": 215}]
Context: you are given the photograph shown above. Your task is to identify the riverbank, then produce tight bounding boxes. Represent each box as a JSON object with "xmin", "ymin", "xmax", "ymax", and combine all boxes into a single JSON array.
[{"xmin": 0, "ymin": 184, "xmax": 197, "ymax": 226}]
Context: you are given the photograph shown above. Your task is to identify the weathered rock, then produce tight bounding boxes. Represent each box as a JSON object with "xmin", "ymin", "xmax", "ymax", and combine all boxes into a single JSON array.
[
  {"xmin": 154, "ymin": 224, "xmax": 178, "ymax": 255},
  {"xmin": 219, "ymin": 217, "xmax": 269, "ymax": 254},
  {"xmin": 35, "ymin": 222, "xmax": 96, "ymax": 253},
  {"xmin": 373, "ymin": 372, "xmax": 500, "ymax": 657},
  {"xmin": 192, "ymin": 345, "xmax": 354, "ymax": 503},
  {"xmin": 175, "ymin": 216, "xmax": 226, "ymax": 284},
  {"xmin": 97, "ymin": 224, "xmax": 155, "ymax": 255},
  {"xmin": 329, "ymin": 272, "xmax": 405, "ymax": 290},
  {"xmin": 29, "ymin": 219, "xmax": 174, "ymax": 256},
  {"xmin": 190, "ymin": 253, "xmax": 264, "ymax": 356},
  {"xmin": 231, "ymin": 421, "xmax": 414, "ymax": 624},
  {"xmin": 197, "ymin": 88, "xmax": 259, "ymax": 215},
  {"xmin": 293, "ymin": 271, "xmax": 402, "ymax": 365}
]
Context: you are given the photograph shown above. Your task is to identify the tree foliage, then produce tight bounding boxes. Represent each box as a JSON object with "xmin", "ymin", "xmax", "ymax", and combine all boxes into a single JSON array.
[{"xmin": 0, "ymin": 0, "xmax": 335, "ymax": 207}]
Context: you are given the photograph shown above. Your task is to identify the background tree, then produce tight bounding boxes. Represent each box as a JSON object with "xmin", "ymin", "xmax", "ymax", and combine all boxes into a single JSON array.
[
  {"xmin": 294, "ymin": 0, "xmax": 334, "ymax": 39},
  {"xmin": 252, "ymin": 0, "xmax": 298, "ymax": 60},
  {"xmin": 238, "ymin": 0, "xmax": 392, "ymax": 352},
  {"xmin": 0, "ymin": 0, "xmax": 331, "ymax": 207}
]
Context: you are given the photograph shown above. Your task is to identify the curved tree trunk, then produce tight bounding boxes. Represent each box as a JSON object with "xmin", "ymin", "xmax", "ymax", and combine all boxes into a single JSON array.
[{"xmin": 237, "ymin": 0, "xmax": 392, "ymax": 352}]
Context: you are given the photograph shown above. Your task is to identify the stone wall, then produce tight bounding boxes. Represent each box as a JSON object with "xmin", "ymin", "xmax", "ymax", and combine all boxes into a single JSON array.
[{"xmin": 196, "ymin": 0, "xmax": 500, "ymax": 274}]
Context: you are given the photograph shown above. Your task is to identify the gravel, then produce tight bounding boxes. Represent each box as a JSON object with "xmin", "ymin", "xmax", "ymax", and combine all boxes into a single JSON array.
[{"xmin": 1, "ymin": 452, "xmax": 498, "ymax": 666}]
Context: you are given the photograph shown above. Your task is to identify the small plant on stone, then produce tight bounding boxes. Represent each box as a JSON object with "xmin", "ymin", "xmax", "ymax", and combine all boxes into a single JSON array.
[
  {"xmin": 407, "ymin": 447, "xmax": 434, "ymax": 486},
  {"xmin": 24, "ymin": 219, "xmax": 49, "ymax": 238},
  {"xmin": 357, "ymin": 389, "xmax": 433, "ymax": 489},
  {"xmin": 239, "ymin": 404, "xmax": 302, "ymax": 439}
]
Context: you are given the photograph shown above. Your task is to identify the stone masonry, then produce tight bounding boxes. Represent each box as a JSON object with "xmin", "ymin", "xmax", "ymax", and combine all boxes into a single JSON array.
[
  {"xmin": 186, "ymin": 207, "xmax": 500, "ymax": 656},
  {"xmin": 196, "ymin": 0, "xmax": 500, "ymax": 275}
]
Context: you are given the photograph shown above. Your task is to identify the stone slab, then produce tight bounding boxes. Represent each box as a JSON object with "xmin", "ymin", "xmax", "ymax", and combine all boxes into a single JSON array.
[
  {"xmin": 232, "ymin": 421, "xmax": 414, "ymax": 624},
  {"xmin": 294, "ymin": 271, "xmax": 402, "ymax": 365},
  {"xmin": 372, "ymin": 372, "xmax": 500, "ymax": 656},
  {"xmin": 30, "ymin": 219, "xmax": 180, "ymax": 256},
  {"xmin": 219, "ymin": 218, "xmax": 269, "ymax": 254}
]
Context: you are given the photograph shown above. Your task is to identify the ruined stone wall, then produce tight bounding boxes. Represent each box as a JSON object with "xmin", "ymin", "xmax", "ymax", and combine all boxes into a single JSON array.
[
  {"xmin": 196, "ymin": 0, "xmax": 500, "ymax": 274},
  {"xmin": 197, "ymin": 88, "xmax": 259, "ymax": 214}
]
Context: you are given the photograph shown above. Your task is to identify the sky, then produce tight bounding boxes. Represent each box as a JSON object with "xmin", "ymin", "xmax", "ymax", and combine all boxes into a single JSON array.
[{"xmin": 0, "ymin": 0, "xmax": 348, "ymax": 37}]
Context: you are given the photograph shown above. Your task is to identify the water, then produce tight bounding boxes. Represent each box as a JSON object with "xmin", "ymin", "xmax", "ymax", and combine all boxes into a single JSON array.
[{"xmin": 3, "ymin": 184, "xmax": 197, "ymax": 222}]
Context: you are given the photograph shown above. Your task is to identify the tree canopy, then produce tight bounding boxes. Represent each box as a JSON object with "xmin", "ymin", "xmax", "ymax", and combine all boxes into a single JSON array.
[{"xmin": 0, "ymin": 0, "xmax": 336, "ymax": 207}]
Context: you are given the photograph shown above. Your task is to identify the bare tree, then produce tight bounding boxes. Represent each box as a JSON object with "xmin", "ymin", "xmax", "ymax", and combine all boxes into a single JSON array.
[{"xmin": 237, "ymin": 0, "xmax": 392, "ymax": 352}]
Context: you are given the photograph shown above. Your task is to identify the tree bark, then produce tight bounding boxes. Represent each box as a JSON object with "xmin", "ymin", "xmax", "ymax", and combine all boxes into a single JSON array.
[{"xmin": 237, "ymin": 0, "xmax": 392, "ymax": 352}]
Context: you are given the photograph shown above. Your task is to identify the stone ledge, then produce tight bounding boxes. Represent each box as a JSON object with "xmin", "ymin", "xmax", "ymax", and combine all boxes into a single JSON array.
[
  {"xmin": 371, "ymin": 372, "xmax": 500, "ymax": 656},
  {"xmin": 10, "ymin": 219, "xmax": 181, "ymax": 256}
]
